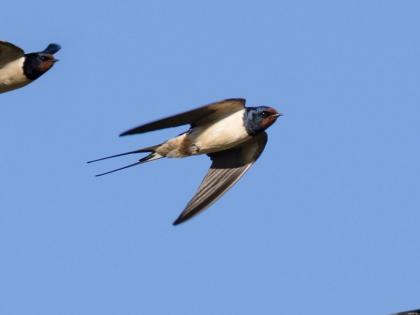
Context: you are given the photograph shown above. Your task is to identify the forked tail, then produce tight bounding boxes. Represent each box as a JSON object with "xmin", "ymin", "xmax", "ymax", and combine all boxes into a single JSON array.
[{"xmin": 87, "ymin": 144, "xmax": 162, "ymax": 176}]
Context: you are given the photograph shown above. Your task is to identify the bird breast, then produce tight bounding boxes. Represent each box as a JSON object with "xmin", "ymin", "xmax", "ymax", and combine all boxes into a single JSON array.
[
  {"xmin": 189, "ymin": 109, "xmax": 250, "ymax": 154},
  {"xmin": 0, "ymin": 57, "xmax": 30, "ymax": 93},
  {"xmin": 156, "ymin": 109, "xmax": 251, "ymax": 158}
]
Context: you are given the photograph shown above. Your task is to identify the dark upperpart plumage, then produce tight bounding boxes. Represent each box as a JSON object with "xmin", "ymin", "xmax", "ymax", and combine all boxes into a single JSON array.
[
  {"xmin": 392, "ymin": 309, "xmax": 420, "ymax": 315},
  {"xmin": 244, "ymin": 106, "xmax": 282, "ymax": 135},
  {"xmin": 23, "ymin": 43, "xmax": 61, "ymax": 80},
  {"xmin": 88, "ymin": 98, "xmax": 283, "ymax": 225}
]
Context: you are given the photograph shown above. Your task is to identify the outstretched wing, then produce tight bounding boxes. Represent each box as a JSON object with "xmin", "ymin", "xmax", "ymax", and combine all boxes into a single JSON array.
[
  {"xmin": 120, "ymin": 98, "xmax": 245, "ymax": 136},
  {"xmin": 173, "ymin": 132, "xmax": 268, "ymax": 225},
  {"xmin": 0, "ymin": 41, "xmax": 24, "ymax": 68}
]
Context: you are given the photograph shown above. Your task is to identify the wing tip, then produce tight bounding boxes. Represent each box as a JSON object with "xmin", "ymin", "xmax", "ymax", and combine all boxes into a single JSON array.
[
  {"xmin": 119, "ymin": 129, "xmax": 137, "ymax": 137},
  {"xmin": 172, "ymin": 209, "xmax": 197, "ymax": 225},
  {"xmin": 172, "ymin": 216, "xmax": 185, "ymax": 226}
]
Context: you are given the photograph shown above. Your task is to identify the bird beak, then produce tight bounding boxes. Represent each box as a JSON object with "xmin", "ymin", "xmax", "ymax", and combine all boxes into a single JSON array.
[
  {"xmin": 272, "ymin": 113, "xmax": 283, "ymax": 118},
  {"xmin": 52, "ymin": 58, "xmax": 59, "ymax": 63}
]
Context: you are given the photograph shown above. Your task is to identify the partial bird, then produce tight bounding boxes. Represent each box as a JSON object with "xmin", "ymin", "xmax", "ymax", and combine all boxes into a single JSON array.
[
  {"xmin": 0, "ymin": 40, "xmax": 61, "ymax": 93},
  {"xmin": 88, "ymin": 98, "xmax": 282, "ymax": 225},
  {"xmin": 391, "ymin": 310, "xmax": 420, "ymax": 315}
]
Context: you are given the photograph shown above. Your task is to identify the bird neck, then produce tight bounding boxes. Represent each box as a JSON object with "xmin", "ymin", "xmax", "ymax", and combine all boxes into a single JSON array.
[
  {"xmin": 243, "ymin": 107, "xmax": 261, "ymax": 136},
  {"xmin": 23, "ymin": 54, "xmax": 48, "ymax": 80}
]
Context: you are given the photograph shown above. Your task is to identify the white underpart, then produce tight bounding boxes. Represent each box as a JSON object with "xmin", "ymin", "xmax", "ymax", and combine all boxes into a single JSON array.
[
  {"xmin": 189, "ymin": 108, "xmax": 250, "ymax": 153},
  {"xmin": 156, "ymin": 108, "xmax": 251, "ymax": 158},
  {"xmin": 0, "ymin": 57, "xmax": 30, "ymax": 93}
]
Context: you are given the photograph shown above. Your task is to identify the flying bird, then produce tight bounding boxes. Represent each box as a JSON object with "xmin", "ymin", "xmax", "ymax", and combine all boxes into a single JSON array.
[
  {"xmin": 0, "ymin": 40, "xmax": 61, "ymax": 93},
  {"xmin": 88, "ymin": 98, "xmax": 282, "ymax": 225}
]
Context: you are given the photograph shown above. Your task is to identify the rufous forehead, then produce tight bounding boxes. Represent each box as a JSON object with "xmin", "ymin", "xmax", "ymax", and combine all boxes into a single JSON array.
[{"xmin": 264, "ymin": 107, "xmax": 279, "ymax": 115}]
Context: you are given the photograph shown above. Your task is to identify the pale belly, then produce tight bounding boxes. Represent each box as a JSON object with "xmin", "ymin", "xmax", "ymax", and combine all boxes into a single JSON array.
[
  {"xmin": 156, "ymin": 109, "xmax": 251, "ymax": 157},
  {"xmin": 0, "ymin": 58, "xmax": 30, "ymax": 93},
  {"xmin": 191, "ymin": 110, "xmax": 250, "ymax": 153}
]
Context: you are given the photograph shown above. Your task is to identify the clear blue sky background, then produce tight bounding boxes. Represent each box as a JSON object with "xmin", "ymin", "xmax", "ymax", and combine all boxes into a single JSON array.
[{"xmin": 1, "ymin": 1, "xmax": 419, "ymax": 314}]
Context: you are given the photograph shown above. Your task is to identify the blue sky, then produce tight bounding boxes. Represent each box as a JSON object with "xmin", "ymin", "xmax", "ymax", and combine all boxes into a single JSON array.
[{"xmin": 1, "ymin": 0, "xmax": 419, "ymax": 314}]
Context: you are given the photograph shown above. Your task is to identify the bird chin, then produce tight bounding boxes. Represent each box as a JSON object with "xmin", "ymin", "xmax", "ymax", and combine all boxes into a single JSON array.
[{"xmin": 260, "ymin": 116, "xmax": 278, "ymax": 130}]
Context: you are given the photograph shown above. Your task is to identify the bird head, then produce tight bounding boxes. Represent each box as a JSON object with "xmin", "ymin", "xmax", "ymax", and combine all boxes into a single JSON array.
[
  {"xmin": 23, "ymin": 43, "xmax": 61, "ymax": 80},
  {"xmin": 33, "ymin": 53, "xmax": 58, "ymax": 71},
  {"xmin": 245, "ymin": 106, "xmax": 282, "ymax": 134}
]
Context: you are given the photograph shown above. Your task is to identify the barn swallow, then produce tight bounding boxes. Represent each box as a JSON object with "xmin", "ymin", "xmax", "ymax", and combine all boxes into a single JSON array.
[
  {"xmin": 392, "ymin": 309, "xmax": 420, "ymax": 315},
  {"xmin": 88, "ymin": 98, "xmax": 282, "ymax": 225},
  {"xmin": 0, "ymin": 40, "xmax": 61, "ymax": 93}
]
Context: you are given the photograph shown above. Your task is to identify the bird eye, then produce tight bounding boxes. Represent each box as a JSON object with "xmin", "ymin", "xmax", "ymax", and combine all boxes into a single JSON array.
[
  {"xmin": 261, "ymin": 111, "xmax": 269, "ymax": 118},
  {"xmin": 40, "ymin": 56, "xmax": 48, "ymax": 61}
]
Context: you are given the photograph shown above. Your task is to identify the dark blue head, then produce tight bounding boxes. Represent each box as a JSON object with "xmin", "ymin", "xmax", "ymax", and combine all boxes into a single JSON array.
[
  {"xmin": 23, "ymin": 43, "xmax": 61, "ymax": 80},
  {"xmin": 244, "ymin": 106, "xmax": 282, "ymax": 135}
]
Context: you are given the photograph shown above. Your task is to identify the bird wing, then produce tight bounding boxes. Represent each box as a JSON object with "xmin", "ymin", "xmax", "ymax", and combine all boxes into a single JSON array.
[
  {"xmin": 173, "ymin": 131, "xmax": 268, "ymax": 225},
  {"xmin": 42, "ymin": 43, "xmax": 61, "ymax": 55},
  {"xmin": 392, "ymin": 310, "xmax": 420, "ymax": 315},
  {"xmin": 0, "ymin": 41, "xmax": 24, "ymax": 68},
  {"xmin": 120, "ymin": 98, "xmax": 245, "ymax": 136}
]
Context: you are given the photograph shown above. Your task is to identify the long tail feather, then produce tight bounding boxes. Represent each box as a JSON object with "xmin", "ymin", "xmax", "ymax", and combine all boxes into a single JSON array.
[
  {"xmin": 95, "ymin": 161, "xmax": 142, "ymax": 177},
  {"xmin": 90, "ymin": 147, "xmax": 163, "ymax": 177},
  {"xmin": 87, "ymin": 143, "xmax": 159, "ymax": 164},
  {"xmin": 94, "ymin": 153, "xmax": 162, "ymax": 177},
  {"xmin": 87, "ymin": 149, "xmax": 145, "ymax": 164}
]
